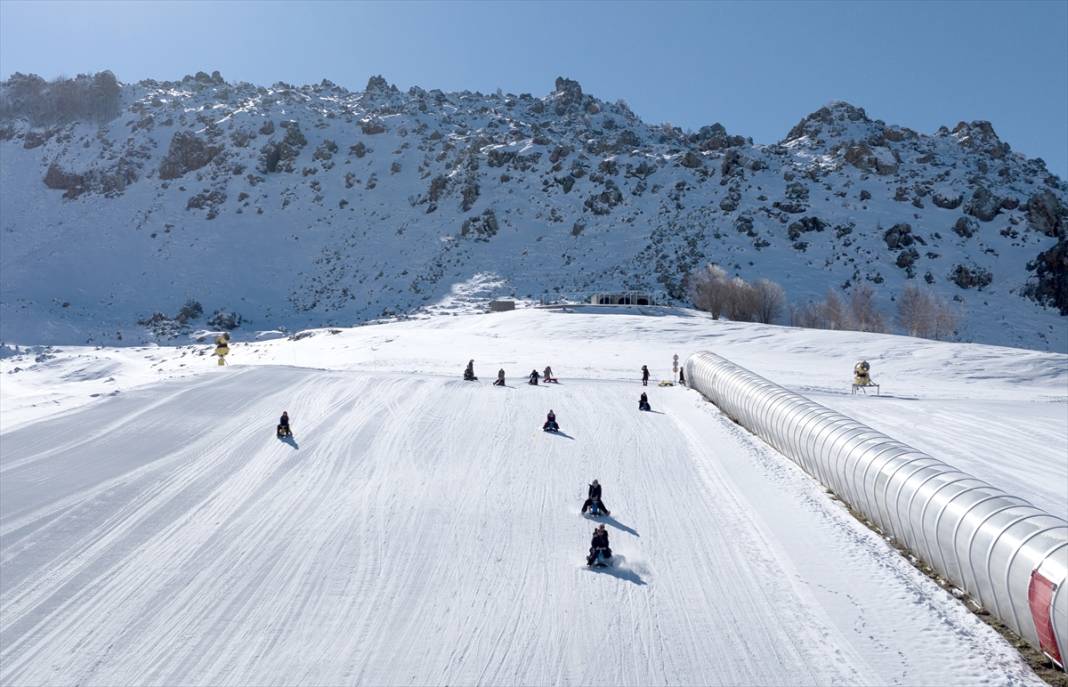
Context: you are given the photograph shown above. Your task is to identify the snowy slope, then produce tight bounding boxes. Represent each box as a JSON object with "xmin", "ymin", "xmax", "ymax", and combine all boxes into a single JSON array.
[
  {"xmin": 0, "ymin": 367, "xmax": 1047, "ymax": 685},
  {"xmin": 4, "ymin": 307, "xmax": 1065, "ymax": 517},
  {"xmin": 1, "ymin": 73, "xmax": 1065, "ymax": 350}
]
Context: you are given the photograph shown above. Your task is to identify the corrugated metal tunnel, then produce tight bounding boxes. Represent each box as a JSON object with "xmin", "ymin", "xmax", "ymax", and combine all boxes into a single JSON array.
[{"xmin": 685, "ymin": 351, "xmax": 1067, "ymax": 668}]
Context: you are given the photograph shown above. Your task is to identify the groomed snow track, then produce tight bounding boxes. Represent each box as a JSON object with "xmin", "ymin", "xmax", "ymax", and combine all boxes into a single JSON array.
[{"xmin": 0, "ymin": 367, "xmax": 1045, "ymax": 685}]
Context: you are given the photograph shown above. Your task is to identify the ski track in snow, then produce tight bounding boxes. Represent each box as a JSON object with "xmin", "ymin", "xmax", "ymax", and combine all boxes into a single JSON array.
[{"xmin": 0, "ymin": 367, "xmax": 1043, "ymax": 686}]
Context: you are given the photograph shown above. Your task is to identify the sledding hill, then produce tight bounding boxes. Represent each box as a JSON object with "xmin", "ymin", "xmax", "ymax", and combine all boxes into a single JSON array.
[
  {"xmin": 0, "ymin": 364, "xmax": 1051, "ymax": 685},
  {"xmin": 1, "ymin": 72, "xmax": 1065, "ymax": 350}
]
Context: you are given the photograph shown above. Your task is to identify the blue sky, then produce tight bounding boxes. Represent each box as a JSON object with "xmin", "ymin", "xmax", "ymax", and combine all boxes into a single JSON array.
[{"xmin": 2, "ymin": 0, "xmax": 1066, "ymax": 175}]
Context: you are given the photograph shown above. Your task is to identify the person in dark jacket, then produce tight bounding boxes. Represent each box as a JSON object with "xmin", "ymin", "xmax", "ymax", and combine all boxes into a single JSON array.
[
  {"xmin": 543, "ymin": 409, "xmax": 559, "ymax": 431},
  {"xmin": 639, "ymin": 392, "xmax": 651, "ymax": 411},
  {"xmin": 543, "ymin": 366, "xmax": 557, "ymax": 383},
  {"xmin": 464, "ymin": 360, "xmax": 477, "ymax": 381},
  {"xmin": 529, "ymin": 369, "xmax": 540, "ymax": 385},
  {"xmin": 493, "ymin": 369, "xmax": 506, "ymax": 386},
  {"xmin": 587, "ymin": 524, "xmax": 612, "ymax": 565},
  {"xmin": 679, "ymin": 368, "xmax": 686, "ymax": 386},
  {"xmin": 581, "ymin": 479, "xmax": 610, "ymax": 515},
  {"xmin": 641, "ymin": 365, "xmax": 650, "ymax": 386},
  {"xmin": 277, "ymin": 411, "xmax": 292, "ymax": 437}
]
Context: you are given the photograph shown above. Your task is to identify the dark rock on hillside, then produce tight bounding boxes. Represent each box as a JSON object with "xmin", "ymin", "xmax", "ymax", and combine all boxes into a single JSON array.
[
  {"xmin": 43, "ymin": 163, "xmax": 85, "ymax": 198},
  {"xmin": 964, "ymin": 186, "xmax": 1002, "ymax": 222},
  {"xmin": 953, "ymin": 216, "xmax": 979, "ymax": 238},
  {"xmin": 950, "ymin": 264, "xmax": 993, "ymax": 290},
  {"xmin": 1027, "ymin": 191, "xmax": 1066, "ymax": 238},
  {"xmin": 690, "ymin": 123, "xmax": 745, "ymax": 151},
  {"xmin": 1026, "ymin": 238, "xmax": 1068, "ymax": 314},
  {"xmin": 460, "ymin": 209, "xmax": 499, "ymax": 241},
  {"xmin": 932, "ymin": 192, "xmax": 963, "ymax": 210},
  {"xmin": 159, "ymin": 131, "xmax": 218, "ymax": 180},
  {"xmin": 883, "ymin": 223, "xmax": 913, "ymax": 250}
]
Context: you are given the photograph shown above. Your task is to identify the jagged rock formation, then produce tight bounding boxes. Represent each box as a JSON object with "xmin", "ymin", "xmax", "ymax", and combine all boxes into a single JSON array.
[{"xmin": 0, "ymin": 73, "xmax": 1065, "ymax": 350}]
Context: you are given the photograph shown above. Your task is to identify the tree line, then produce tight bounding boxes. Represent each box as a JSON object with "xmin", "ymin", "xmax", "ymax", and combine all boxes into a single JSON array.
[
  {"xmin": 0, "ymin": 71, "xmax": 121, "ymax": 125},
  {"xmin": 687, "ymin": 263, "xmax": 961, "ymax": 341}
]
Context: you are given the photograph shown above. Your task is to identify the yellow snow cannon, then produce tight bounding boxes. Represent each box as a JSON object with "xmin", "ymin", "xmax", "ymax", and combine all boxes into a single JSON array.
[
  {"xmin": 214, "ymin": 333, "xmax": 231, "ymax": 366},
  {"xmin": 851, "ymin": 360, "xmax": 879, "ymax": 395}
]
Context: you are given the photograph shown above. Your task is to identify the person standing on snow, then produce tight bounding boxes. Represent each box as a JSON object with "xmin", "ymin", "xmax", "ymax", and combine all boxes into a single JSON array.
[{"xmin": 641, "ymin": 365, "xmax": 650, "ymax": 386}]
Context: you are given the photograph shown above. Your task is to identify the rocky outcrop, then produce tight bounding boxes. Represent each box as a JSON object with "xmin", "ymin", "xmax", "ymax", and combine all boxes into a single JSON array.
[
  {"xmin": 43, "ymin": 163, "xmax": 85, "ymax": 198},
  {"xmin": 953, "ymin": 216, "xmax": 979, "ymax": 238},
  {"xmin": 460, "ymin": 209, "xmax": 499, "ymax": 241},
  {"xmin": 258, "ymin": 121, "xmax": 307, "ymax": 173},
  {"xmin": 551, "ymin": 77, "xmax": 587, "ymax": 116},
  {"xmin": 843, "ymin": 143, "xmax": 898, "ymax": 175},
  {"xmin": 932, "ymin": 192, "xmax": 963, "ymax": 210},
  {"xmin": 948, "ymin": 121, "xmax": 1010, "ymax": 159},
  {"xmin": 159, "ymin": 131, "xmax": 218, "ymax": 180},
  {"xmin": 949, "ymin": 264, "xmax": 993, "ymax": 290},
  {"xmin": 1026, "ymin": 238, "xmax": 1068, "ymax": 314},
  {"xmin": 883, "ymin": 223, "xmax": 913, "ymax": 250},
  {"xmin": 1026, "ymin": 190, "xmax": 1066, "ymax": 237},
  {"xmin": 690, "ymin": 123, "xmax": 745, "ymax": 151},
  {"xmin": 783, "ymin": 101, "xmax": 872, "ymax": 143},
  {"xmin": 963, "ymin": 186, "xmax": 1002, "ymax": 222}
]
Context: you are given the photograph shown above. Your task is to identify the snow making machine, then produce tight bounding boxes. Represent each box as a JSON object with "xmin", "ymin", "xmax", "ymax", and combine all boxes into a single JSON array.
[
  {"xmin": 214, "ymin": 333, "xmax": 230, "ymax": 366},
  {"xmin": 851, "ymin": 360, "xmax": 879, "ymax": 395}
]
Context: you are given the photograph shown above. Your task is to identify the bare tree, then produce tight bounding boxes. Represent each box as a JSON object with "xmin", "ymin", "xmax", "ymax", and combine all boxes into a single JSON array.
[
  {"xmin": 753, "ymin": 278, "xmax": 786, "ymax": 324},
  {"xmin": 896, "ymin": 284, "xmax": 935, "ymax": 338},
  {"xmin": 691, "ymin": 266, "xmax": 786, "ymax": 324},
  {"xmin": 690, "ymin": 264, "xmax": 731, "ymax": 319},
  {"xmin": 818, "ymin": 289, "xmax": 847, "ymax": 330},
  {"xmin": 931, "ymin": 296, "xmax": 961, "ymax": 340},
  {"xmin": 726, "ymin": 277, "xmax": 758, "ymax": 321},
  {"xmin": 790, "ymin": 301, "xmax": 822, "ymax": 328},
  {"xmin": 848, "ymin": 285, "xmax": 887, "ymax": 333}
]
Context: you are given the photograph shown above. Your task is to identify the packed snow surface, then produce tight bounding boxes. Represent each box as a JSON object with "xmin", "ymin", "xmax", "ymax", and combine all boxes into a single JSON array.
[{"xmin": 1, "ymin": 308, "xmax": 1064, "ymax": 685}]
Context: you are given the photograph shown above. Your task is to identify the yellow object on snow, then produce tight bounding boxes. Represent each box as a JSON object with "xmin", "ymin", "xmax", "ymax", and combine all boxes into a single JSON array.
[
  {"xmin": 851, "ymin": 360, "xmax": 879, "ymax": 395},
  {"xmin": 214, "ymin": 333, "xmax": 230, "ymax": 366},
  {"xmin": 853, "ymin": 360, "xmax": 870, "ymax": 386}
]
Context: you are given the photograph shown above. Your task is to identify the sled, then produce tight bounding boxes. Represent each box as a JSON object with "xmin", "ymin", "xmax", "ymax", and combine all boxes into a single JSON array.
[
  {"xmin": 584, "ymin": 501, "xmax": 605, "ymax": 518},
  {"xmin": 587, "ymin": 549, "xmax": 612, "ymax": 568}
]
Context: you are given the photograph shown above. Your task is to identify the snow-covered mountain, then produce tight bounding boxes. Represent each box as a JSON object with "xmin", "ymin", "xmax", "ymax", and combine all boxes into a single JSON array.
[{"xmin": 1, "ymin": 71, "xmax": 1065, "ymax": 350}]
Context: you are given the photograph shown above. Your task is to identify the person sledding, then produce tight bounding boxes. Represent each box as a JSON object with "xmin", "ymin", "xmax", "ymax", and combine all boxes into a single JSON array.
[
  {"xmin": 638, "ymin": 392, "xmax": 652, "ymax": 411},
  {"xmin": 543, "ymin": 366, "xmax": 558, "ymax": 383},
  {"xmin": 543, "ymin": 409, "xmax": 559, "ymax": 432},
  {"xmin": 463, "ymin": 359, "xmax": 478, "ymax": 381},
  {"xmin": 276, "ymin": 411, "xmax": 293, "ymax": 438},
  {"xmin": 581, "ymin": 479, "xmax": 610, "ymax": 516},
  {"xmin": 586, "ymin": 524, "xmax": 612, "ymax": 567},
  {"xmin": 493, "ymin": 369, "xmax": 506, "ymax": 386},
  {"xmin": 528, "ymin": 369, "xmax": 540, "ymax": 385}
]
